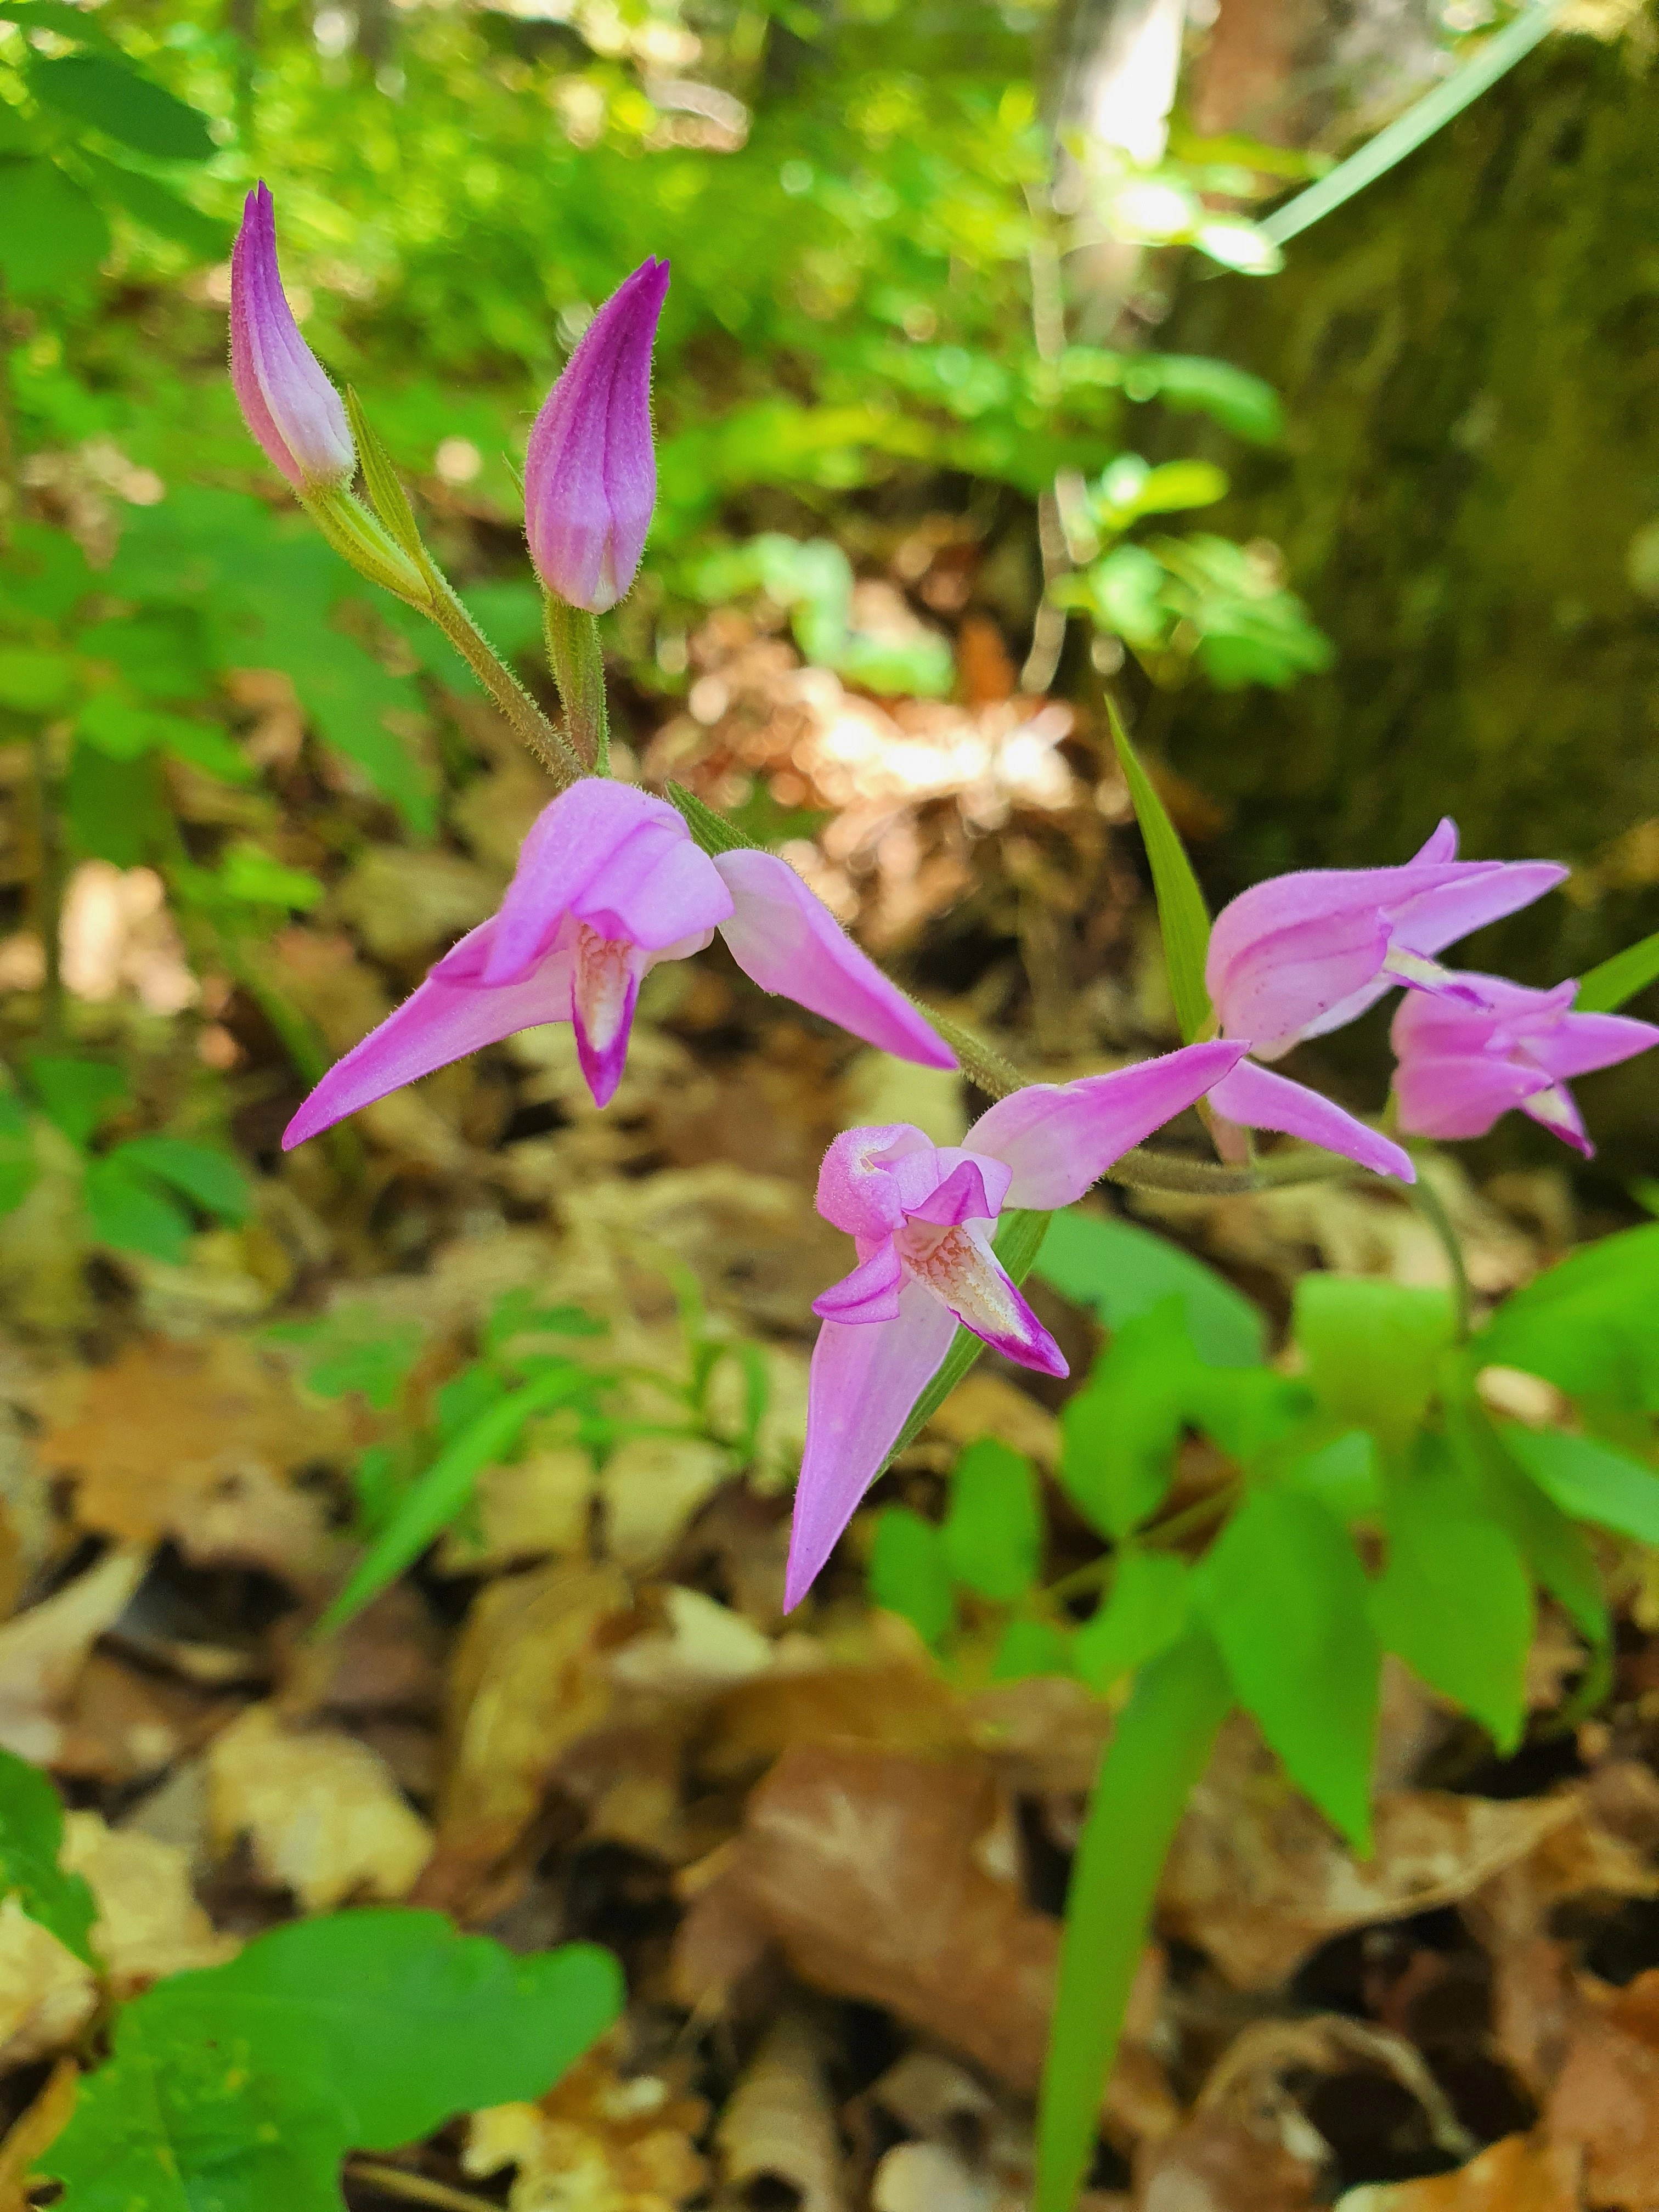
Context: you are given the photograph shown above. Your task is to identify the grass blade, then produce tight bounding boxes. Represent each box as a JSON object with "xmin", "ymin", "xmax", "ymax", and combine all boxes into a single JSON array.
[
  {"xmin": 1576, "ymin": 929, "xmax": 1659, "ymax": 1014},
  {"xmin": 1035, "ymin": 1631, "xmax": 1232, "ymax": 2211},
  {"xmin": 1109, "ymin": 704, "xmax": 1213, "ymax": 1041}
]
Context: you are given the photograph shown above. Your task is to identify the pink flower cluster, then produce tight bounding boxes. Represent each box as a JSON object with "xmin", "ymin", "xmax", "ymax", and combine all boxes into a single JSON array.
[{"xmin": 230, "ymin": 195, "xmax": 1657, "ymax": 1612}]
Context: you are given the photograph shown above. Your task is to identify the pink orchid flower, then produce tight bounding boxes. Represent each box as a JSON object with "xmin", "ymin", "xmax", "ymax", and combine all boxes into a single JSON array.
[
  {"xmin": 230, "ymin": 183, "xmax": 356, "ymax": 495},
  {"xmin": 785, "ymin": 1039, "xmax": 1246, "ymax": 1608},
  {"xmin": 526, "ymin": 258, "xmax": 670, "ymax": 614},
  {"xmin": 1392, "ymin": 972, "xmax": 1658, "ymax": 1156},
  {"xmin": 283, "ymin": 781, "xmax": 953, "ymax": 1148},
  {"xmin": 1201, "ymin": 819, "xmax": 1565, "ymax": 1180}
]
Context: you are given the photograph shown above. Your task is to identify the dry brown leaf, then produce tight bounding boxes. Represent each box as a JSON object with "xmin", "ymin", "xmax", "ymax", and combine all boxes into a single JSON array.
[
  {"xmin": 60, "ymin": 1810, "xmax": 236, "ymax": 1990},
  {"xmin": 417, "ymin": 1560, "xmax": 629, "ymax": 1914},
  {"xmin": 1546, "ymin": 1969, "xmax": 1659, "ymax": 2208},
  {"xmin": 714, "ymin": 2012, "xmax": 847, "ymax": 2212},
  {"xmin": 0, "ymin": 1896, "xmax": 96, "ymax": 2070},
  {"xmin": 692, "ymin": 1742, "xmax": 1177, "ymax": 2143},
  {"xmin": 0, "ymin": 1547, "xmax": 146, "ymax": 1764},
  {"xmin": 465, "ymin": 2046, "xmax": 709, "ymax": 2212},
  {"xmin": 605, "ymin": 1436, "xmax": 735, "ymax": 1572},
  {"xmin": 54, "ymin": 1650, "xmax": 236, "ymax": 1786},
  {"xmin": 331, "ymin": 844, "xmax": 500, "ymax": 961},
  {"xmin": 1135, "ymin": 2108, "xmax": 1325, "ymax": 2212},
  {"xmin": 36, "ymin": 1339, "xmax": 349, "ymax": 1582},
  {"xmin": 608, "ymin": 1586, "xmax": 773, "ymax": 1699},
  {"xmin": 926, "ymin": 1371, "xmax": 1060, "ymax": 1469},
  {"xmin": 1333, "ymin": 2131, "xmax": 1582, "ymax": 2211},
  {"xmin": 435, "ymin": 1444, "xmax": 594, "ymax": 1574},
  {"xmin": 871, "ymin": 2141, "xmax": 1020, "ymax": 2212},
  {"xmin": 0, "ymin": 2058, "xmax": 77, "ymax": 2212},
  {"xmin": 206, "ymin": 1703, "xmax": 432, "ymax": 1911},
  {"xmin": 1162, "ymin": 1717, "xmax": 1582, "ymax": 1988}
]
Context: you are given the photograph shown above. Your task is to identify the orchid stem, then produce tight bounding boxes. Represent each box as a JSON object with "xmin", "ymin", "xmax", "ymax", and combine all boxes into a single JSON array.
[
  {"xmin": 542, "ymin": 599, "xmax": 610, "ymax": 773},
  {"xmin": 426, "ymin": 576, "xmax": 583, "ymax": 785},
  {"xmin": 1406, "ymin": 1163, "xmax": 1472, "ymax": 1338}
]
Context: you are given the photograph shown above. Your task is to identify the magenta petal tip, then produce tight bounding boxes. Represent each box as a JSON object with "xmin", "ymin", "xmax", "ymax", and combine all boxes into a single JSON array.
[{"xmin": 229, "ymin": 182, "xmax": 356, "ymax": 495}]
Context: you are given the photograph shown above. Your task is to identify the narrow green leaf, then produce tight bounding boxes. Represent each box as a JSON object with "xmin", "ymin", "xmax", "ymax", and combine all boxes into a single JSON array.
[
  {"xmin": 1198, "ymin": 1487, "xmax": 1380, "ymax": 1851},
  {"xmin": 1107, "ymin": 704, "xmax": 1212, "ymax": 1041},
  {"xmin": 1576, "ymin": 930, "xmax": 1659, "ymax": 1014},
  {"xmin": 0, "ymin": 1747, "xmax": 98, "ymax": 1963},
  {"xmin": 30, "ymin": 53, "xmax": 216, "ymax": 162},
  {"xmin": 318, "ymin": 1366, "xmax": 599, "ymax": 1633},
  {"xmin": 1502, "ymin": 1425, "xmax": 1659, "ymax": 1545},
  {"xmin": 76, "ymin": 150, "xmax": 227, "ymax": 257},
  {"xmin": 666, "ymin": 778, "xmax": 747, "ymax": 856},
  {"xmin": 1372, "ymin": 1449, "xmax": 1533, "ymax": 1752},
  {"xmin": 1072, "ymin": 1548, "xmax": 1190, "ymax": 1690},
  {"xmin": 1035, "ymin": 1206, "xmax": 1264, "ymax": 1366},
  {"xmin": 1294, "ymin": 1276, "xmax": 1454, "ymax": 1451},
  {"xmin": 1034, "ymin": 1633, "xmax": 1231, "ymax": 2212},
  {"xmin": 345, "ymin": 389, "xmax": 427, "ymax": 565},
  {"xmin": 1260, "ymin": 3, "xmax": 1563, "ymax": 248},
  {"xmin": 942, "ymin": 1438, "xmax": 1041, "ymax": 1601},
  {"xmin": 869, "ymin": 1508, "xmax": 955, "ymax": 1645}
]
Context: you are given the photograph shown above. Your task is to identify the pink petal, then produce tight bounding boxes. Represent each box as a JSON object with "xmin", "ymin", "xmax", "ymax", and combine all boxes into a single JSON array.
[
  {"xmin": 486, "ymin": 783, "xmax": 729, "ymax": 983},
  {"xmin": 229, "ymin": 184, "xmax": 354, "ymax": 494},
  {"xmin": 964, "ymin": 1040, "xmax": 1246, "ymax": 1210},
  {"xmin": 904, "ymin": 1157, "xmax": 1002, "ymax": 1228},
  {"xmin": 811, "ymin": 1240, "xmax": 904, "ymax": 1323},
  {"xmin": 1533, "ymin": 1008, "xmax": 1659, "ymax": 1082},
  {"xmin": 1387, "ymin": 862, "xmax": 1567, "ymax": 960},
  {"xmin": 816, "ymin": 1124, "xmax": 939, "ymax": 1238},
  {"xmin": 1207, "ymin": 1058, "xmax": 1414, "ymax": 1182},
  {"xmin": 1411, "ymin": 820, "xmax": 1459, "ymax": 863},
  {"xmin": 283, "ymin": 926, "xmax": 571, "ymax": 1148},
  {"xmin": 569, "ymin": 930, "xmax": 650, "ymax": 1107},
  {"xmin": 786, "ymin": 1284, "xmax": 959, "ymax": 1610},
  {"xmin": 713, "ymin": 850, "xmax": 956, "ymax": 1068},
  {"xmin": 1393, "ymin": 1048, "xmax": 1553, "ymax": 1142},
  {"xmin": 1521, "ymin": 1085, "xmax": 1593, "ymax": 1155},
  {"xmin": 909, "ymin": 1220, "xmax": 1067, "ymax": 1376},
  {"xmin": 1210, "ymin": 907, "xmax": 1391, "ymax": 1051}
]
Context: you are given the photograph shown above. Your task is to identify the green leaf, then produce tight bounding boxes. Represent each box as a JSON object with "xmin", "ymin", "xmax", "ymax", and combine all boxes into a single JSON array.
[
  {"xmin": 1278, "ymin": 1429, "xmax": 1380, "ymax": 1520},
  {"xmin": 1034, "ymin": 1633, "xmax": 1232, "ymax": 2212},
  {"xmin": 43, "ymin": 1912, "xmax": 624, "ymax": 2209},
  {"xmin": 990, "ymin": 1618, "xmax": 1073, "ymax": 1681},
  {"xmin": 941, "ymin": 1438, "xmax": 1041, "ymax": 1601},
  {"xmin": 85, "ymin": 1155, "xmax": 193, "ymax": 1263},
  {"xmin": 111, "ymin": 1137, "xmax": 251, "ymax": 1225},
  {"xmin": 0, "ymin": 160, "xmax": 109, "ymax": 296},
  {"xmin": 1502, "ymin": 1425, "xmax": 1659, "ymax": 1545},
  {"xmin": 212, "ymin": 843, "xmax": 326, "ymax": 911},
  {"xmin": 30, "ymin": 54, "xmax": 216, "ymax": 162},
  {"xmin": 870, "ymin": 1508, "xmax": 955, "ymax": 1646},
  {"xmin": 1576, "ymin": 930, "xmax": 1659, "ymax": 1014},
  {"xmin": 1453, "ymin": 1409, "xmax": 1607, "ymax": 1651},
  {"xmin": 1059, "ymin": 1301, "xmax": 1193, "ymax": 1541},
  {"xmin": 0, "ymin": 647, "xmax": 77, "ymax": 713},
  {"xmin": 1294, "ymin": 1276, "xmax": 1455, "ymax": 1451},
  {"xmin": 1371, "ymin": 1449, "xmax": 1533, "ymax": 1752},
  {"xmin": 1034, "ymin": 1207, "xmax": 1264, "ymax": 1367},
  {"xmin": 319, "ymin": 1366, "xmax": 601, "ymax": 1633},
  {"xmin": 27, "ymin": 1054, "xmax": 127, "ymax": 1148},
  {"xmin": 64, "ymin": 744, "xmax": 167, "ymax": 867},
  {"xmin": 1478, "ymin": 1225, "xmax": 1659, "ymax": 1413},
  {"xmin": 346, "ymin": 389, "xmax": 427, "ymax": 564},
  {"xmin": 1197, "ymin": 1487, "xmax": 1380, "ymax": 1850},
  {"xmin": 0, "ymin": 1747, "xmax": 98, "ymax": 1963},
  {"xmin": 1107, "ymin": 704, "xmax": 1212, "ymax": 1042},
  {"xmin": 1072, "ymin": 1548, "xmax": 1190, "ymax": 1690},
  {"xmin": 77, "ymin": 149, "xmax": 227, "ymax": 257},
  {"xmin": 269, "ymin": 1308, "xmax": 426, "ymax": 1411},
  {"xmin": 1135, "ymin": 354, "xmax": 1284, "ymax": 444}
]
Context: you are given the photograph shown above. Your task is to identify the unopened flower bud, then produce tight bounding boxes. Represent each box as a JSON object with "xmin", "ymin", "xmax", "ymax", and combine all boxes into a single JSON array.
[
  {"xmin": 524, "ymin": 258, "xmax": 669, "ymax": 614},
  {"xmin": 230, "ymin": 182, "xmax": 356, "ymax": 495}
]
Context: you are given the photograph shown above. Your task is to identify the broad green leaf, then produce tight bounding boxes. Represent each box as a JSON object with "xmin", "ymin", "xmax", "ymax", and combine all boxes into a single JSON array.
[
  {"xmin": 1576, "ymin": 930, "xmax": 1659, "ymax": 1014},
  {"xmin": 1059, "ymin": 1301, "xmax": 1193, "ymax": 1540},
  {"xmin": 76, "ymin": 693, "xmax": 159, "ymax": 759},
  {"xmin": 1278, "ymin": 1429, "xmax": 1380, "ymax": 1520},
  {"xmin": 111, "ymin": 1137, "xmax": 250, "ymax": 1225},
  {"xmin": 319, "ymin": 1366, "xmax": 603, "ymax": 1632},
  {"xmin": 0, "ymin": 0, "xmax": 123, "ymax": 42},
  {"xmin": 76, "ymin": 150, "xmax": 227, "ymax": 257},
  {"xmin": 1197, "ymin": 1488, "xmax": 1380, "ymax": 1850},
  {"xmin": 85, "ymin": 1155, "xmax": 193, "ymax": 1263},
  {"xmin": 1188, "ymin": 1364, "xmax": 1311, "ymax": 1462},
  {"xmin": 1478, "ymin": 1226, "xmax": 1659, "ymax": 1413},
  {"xmin": 991, "ymin": 1618, "xmax": 1073, "ymax": 1681},
  {"xmin": 63, "ymin": 744, "xmax": 167, "ymax": 867},
  {"xmin": 1294, "ymin": 1276, "xmax": 1454, "ymax": 1451},
  {"xmin": 213, "ymin": 843, "xmax": 325, "ymax": 911},
  {"xmin": 1034, "ymin": 1207, "xmax": 1264, "ymax": 1367},
  {"xmin": 870, "ymin": 1508, "xmax": 955, "ymax": 1646},
  {"xmin": 26, "ymin": 1054, "xmax": 127, "ymax": 1148},
  {"xmin": 1372, "ymin": 1450, "xmax": 1533, "ymax": 1752},
  {"xmin": 0, "ymin": 1747, "xmax": 97, "ymax": 1963},
  {"xmin": 0, "ymin": 160, "xmax": 108, "ymax": 296},
  {"xmin": 942, "ymin": 1438, "xmax": 1041, "ymax": 1601},
  {"xmin": 1108, "ymin": 706, "xmax": 1212, "ymax": 1042},
  {"xmin": 1035, "ymin": 1633, "xmax": 1231, "ymax": 2212},
  {"xmin": 1502, "ymin": 1425, "xmax": 1659, "ymax": 1544},
  {"xmin": 43, "ymin": 1912, "xmax": 624, "ymax": 2210},
  {"xmin": 1453, "ymin": 1410, "xmax": 1607, "ymax": 1651},
  {"xmin": 1072, "ymin": 1548, "xmax": 1190, "ymax": 1690},
  {"xmin": 0, "ymin": 647, "xmax": 77, "ymax": 713},
  {"xmin": 269, "ymin": 1308, "xmax": 426, "ymax": 1411},
  {"xmin": 30, "ymin": 54, "xmax": 216, "ymax": 162}
]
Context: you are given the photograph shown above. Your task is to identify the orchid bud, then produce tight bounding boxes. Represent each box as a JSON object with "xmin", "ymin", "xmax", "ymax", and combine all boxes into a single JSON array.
[
  {"xmin": 230, "ymin": 182, "xmax": 356, "ymax": 495},
  {"xmin": 524, "ymin": 258, "xmax": 670, "ymax": 614}
]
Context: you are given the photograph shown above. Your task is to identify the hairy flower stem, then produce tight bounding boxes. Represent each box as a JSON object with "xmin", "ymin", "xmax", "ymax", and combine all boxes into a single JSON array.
[
  {"xmin": 542, "ymin": 599, "xmax": 610, "ymax": 772},
  {"xmin": 1406, "ymin": 1163, "xmax": 1472, "ymax": 1338},
  {"xmin": 426, "ymin": 577, "xmax": 582, "ymax": 786}
]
